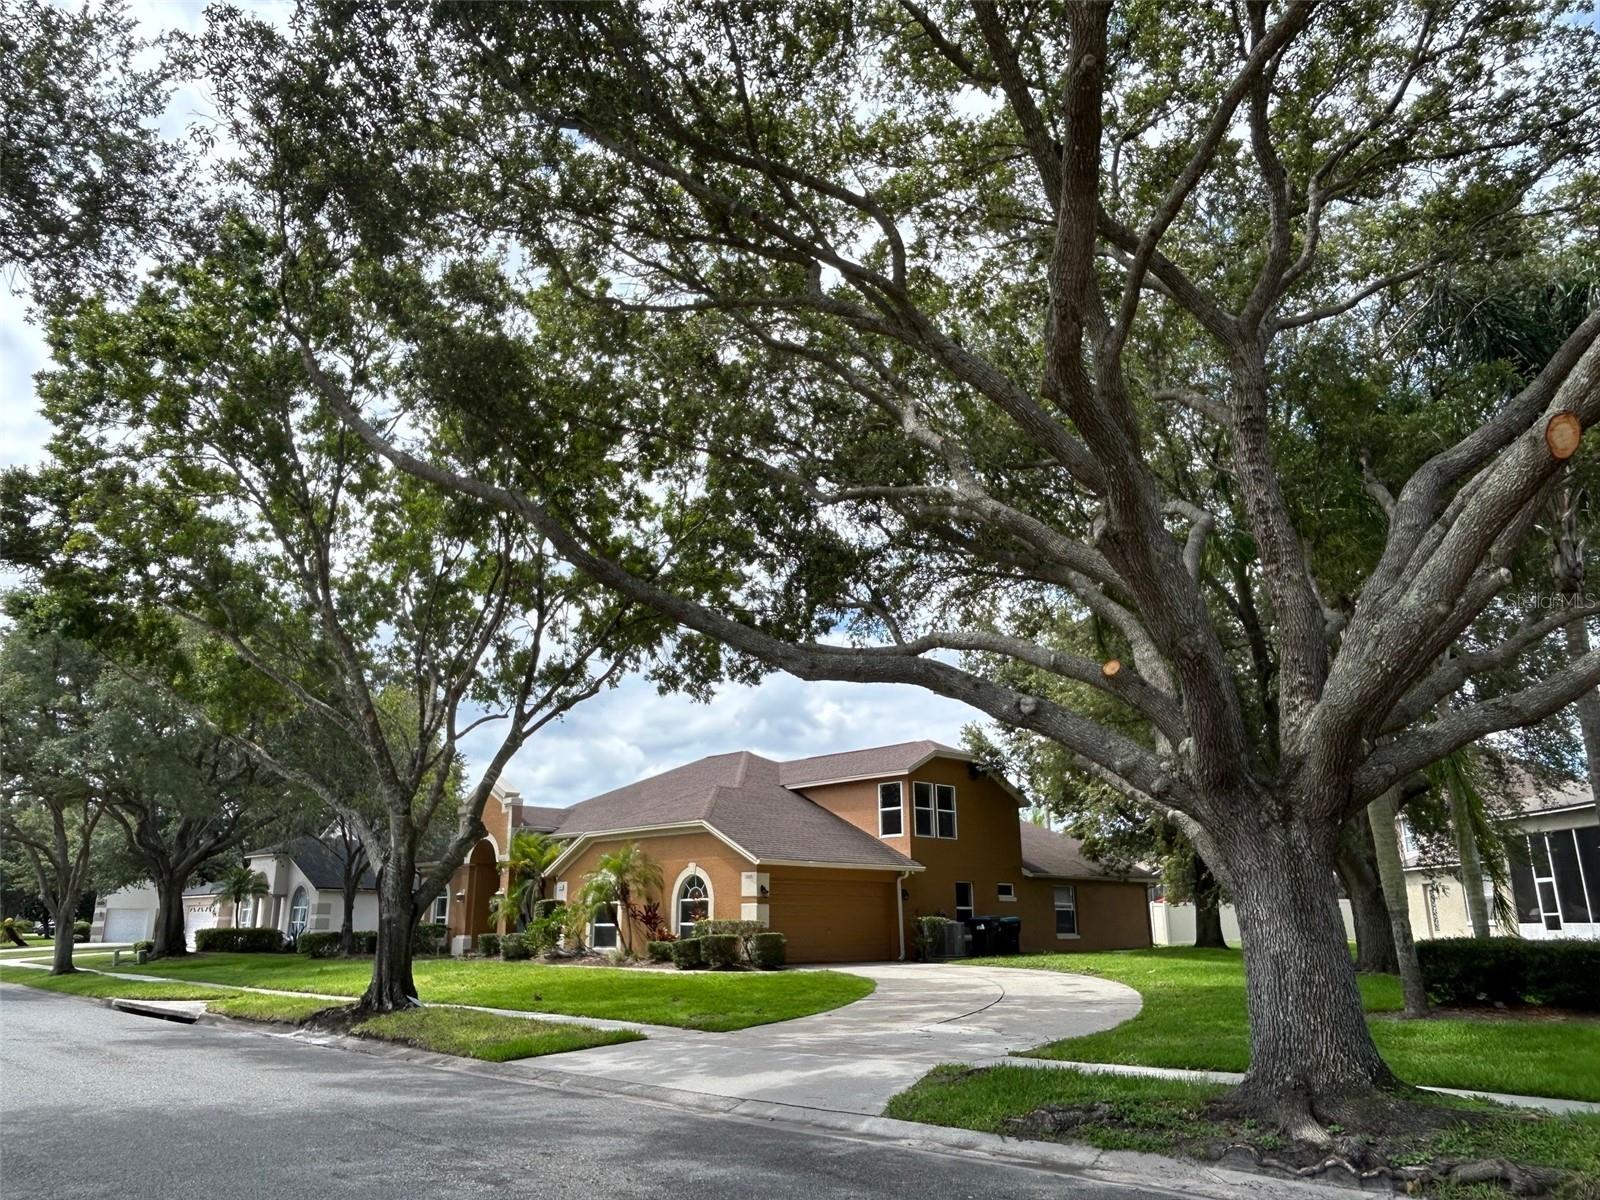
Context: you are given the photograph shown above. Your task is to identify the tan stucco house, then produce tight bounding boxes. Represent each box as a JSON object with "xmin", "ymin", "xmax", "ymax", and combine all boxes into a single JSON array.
[
  {"xmin": 443, "ymin": 740, "xmax": 1153, "ymax": 962},
  {"xmin": 1402, "ymin": 774, "xmax": 1599, "ymax": 941}
]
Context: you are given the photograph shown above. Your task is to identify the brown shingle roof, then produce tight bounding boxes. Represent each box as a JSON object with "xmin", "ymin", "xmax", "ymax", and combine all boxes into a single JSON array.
[
  {"xmin": 553, "ymin": 751, "xmax": 918, "ymax": 870},
  {"xmin": 514, "ymin": 805, "xmax": 570, "ymax": 834},
  {"xmin": 1019, "ymin": 821, "xmax": 1156, "ymax": 881},
  {"xmin": 779, "ymin": 740, "xmax": 967, "ymax": 787}
]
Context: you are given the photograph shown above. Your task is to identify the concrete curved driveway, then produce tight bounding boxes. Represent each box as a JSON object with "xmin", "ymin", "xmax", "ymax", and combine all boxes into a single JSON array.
[{"xmin": 530, "ymin": 962, "xmax": 1141, "ymax": 1115}]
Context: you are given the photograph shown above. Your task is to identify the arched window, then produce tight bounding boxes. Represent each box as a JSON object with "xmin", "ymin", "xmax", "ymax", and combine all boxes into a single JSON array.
[
  {"xmin": 288, "ymin": 886, "xmax": 310, "ymax": 938},
  {"xmin": 676, "ymin": 873, "xmax": 710, "ymax": 938}
]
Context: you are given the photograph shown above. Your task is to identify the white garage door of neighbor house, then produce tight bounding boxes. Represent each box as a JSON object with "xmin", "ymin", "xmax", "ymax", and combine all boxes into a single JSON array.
[
  {"xmin": 103, "ymin": 909, "xmax": 151, "ymax": 943},
  {"xmin": 184, "ymin": 904, "xmax": 218, "ymax": 950}
]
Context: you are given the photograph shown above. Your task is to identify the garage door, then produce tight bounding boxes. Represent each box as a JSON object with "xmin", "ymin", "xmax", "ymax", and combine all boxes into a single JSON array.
[
  {"xmin": 769, "ymin": 877, "xmax": 896, "ymax": 963},
  {"xmin": 103, "ymin": 908, "xmax": 151, "ymax": 943},
  {"xmin": 184, "ymin": 902, "xmax": 218, "ymax": 950}
]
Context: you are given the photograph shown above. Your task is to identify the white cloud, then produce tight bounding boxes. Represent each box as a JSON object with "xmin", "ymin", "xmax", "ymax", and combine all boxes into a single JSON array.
[{"xmin": 463, "ymin": 672, "xmax": 981, "ymax": 808}]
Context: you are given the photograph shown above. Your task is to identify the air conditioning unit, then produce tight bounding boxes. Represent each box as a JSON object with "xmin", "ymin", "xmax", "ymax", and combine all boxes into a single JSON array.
[{"xmin": 942, "ymin": 921, "xmax": 970, "ymax": 958}]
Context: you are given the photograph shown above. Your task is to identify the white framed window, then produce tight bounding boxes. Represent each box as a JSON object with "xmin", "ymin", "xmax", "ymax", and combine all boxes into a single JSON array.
[
  {"xmin": 912, "ymin": 782, "xmax": 935, "ymax": 837},
  {"xmin": 877, "ymin": 781, "xmax": 904, "ymax": 838},
  {"xmin": 996, "ymin": 883, "xmax": 1016, "ymax": 902},
  {"xmin": 1054, "ymin": 885, "xmax": 1078, "ymax": 937},
  {"xmin": 590, "ymin": 902, "xmax": 619, "ymax": 949},
  {"xmin": 238, "ymin": 897, "xmax": 253, "ymax": 927},
  {"xmin": 676, "ymin": 872, "xmax": 710, "ymax": 938},
  {"xmin": 935, "ymin": 784, "xmax": 958, "ymax": 838},
  {"xmin": 429, "ymin": 893, "xmax": 448, "ymax": 924},
  {"xmin": 288, "ymin": 887, "xmax": 310, "ymax": 938},
  {"xmin": 954, "ymin": 881, "xmax": 974, "ymax": 922}
]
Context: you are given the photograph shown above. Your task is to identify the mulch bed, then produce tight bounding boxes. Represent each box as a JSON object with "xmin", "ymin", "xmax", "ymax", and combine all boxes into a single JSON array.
[{"xmin": 1003, "ymin": 1102, "xmax": 1579, "ymax": 1195}]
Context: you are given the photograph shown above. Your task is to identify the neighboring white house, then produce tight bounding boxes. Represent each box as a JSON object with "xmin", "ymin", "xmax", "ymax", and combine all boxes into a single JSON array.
[
  {"xmin": 92, "ymin": 835, "xmax": 386, "ymax": 948},
  {"xmin": 1402, "ymin": 775, "xmax": 1599, "ymax": 941}
]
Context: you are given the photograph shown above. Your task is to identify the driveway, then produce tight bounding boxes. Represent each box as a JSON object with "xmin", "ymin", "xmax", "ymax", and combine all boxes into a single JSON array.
[{"xmin": 516, "ymin": 961, "xmax": 1141, "ymax": 1114}]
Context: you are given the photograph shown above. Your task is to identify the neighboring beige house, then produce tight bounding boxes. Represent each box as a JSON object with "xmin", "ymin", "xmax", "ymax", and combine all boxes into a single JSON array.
[
  {"xmin": 445, "ymin": 741, "xmax": 1154, "ymax": 962},
  {"xmin": 94, "ymin": 835, "xmax": 383, "ymax": 948},
  {"xmin": 1402, "ymin": 775, "xmax": 1599, "ymax": 941}
]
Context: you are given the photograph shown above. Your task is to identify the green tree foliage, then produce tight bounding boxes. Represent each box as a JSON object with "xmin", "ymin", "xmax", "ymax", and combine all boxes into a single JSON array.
[{"xmin": 0, "ymin": 0, "xmax": 187, "ymax": 304}]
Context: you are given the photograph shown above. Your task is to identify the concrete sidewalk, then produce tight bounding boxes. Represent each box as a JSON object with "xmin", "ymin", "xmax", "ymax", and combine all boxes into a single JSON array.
[{"xmin": 999, "ymin": 1055, "xmax": 1600, "ymax": 1116}]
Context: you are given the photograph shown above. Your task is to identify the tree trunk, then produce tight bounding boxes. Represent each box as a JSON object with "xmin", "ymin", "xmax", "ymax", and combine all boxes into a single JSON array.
[
  {"xmin": 1367, "ymin": 788, "xmax": 1429, "ymax": 1017},
  {"xmin": 1216, "ymin": 819, "xmax": 1395, "ymax": 1139},
  {"xmin": 1220, "ymin": 816, "xmax": 1399, "ymax": 1138},
  {"xmin": 151, "ymin": 873, "xmax": 188, "ymax": 958},
  {"xmin": 360, "ymin": 847, "xmax": 419, "ymax": 1012},
  {"xmin": 49, "ymin": 899, "xmax": 78, "ymax": 975},
  {"xmin": 1192, "ymin": 854, "xmax": 1227, "ymax": 948},
  {"xmin": 339, "ymin": 877, "xmax": 358, "ymax": 955},
  {"xmin": 1338, "ymin": 810, "xmax": 1398, "ymax": 974},
  {"xmin": 1447, "ymin": 777, "xmax": 1491, "ymax": 939}
]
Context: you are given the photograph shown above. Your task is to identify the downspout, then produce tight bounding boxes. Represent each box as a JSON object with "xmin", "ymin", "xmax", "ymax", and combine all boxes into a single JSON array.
[{"xmin": 896, "ymin": 871, "xmax": 909, "ymax": 961}]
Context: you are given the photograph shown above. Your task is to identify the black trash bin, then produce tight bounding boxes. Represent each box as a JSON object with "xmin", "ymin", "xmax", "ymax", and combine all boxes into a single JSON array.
[
  {"xmin": 964, "ymin": 916, "xmax": 998, "ymax": 956},
  {"xmin": 995, "ymin": 915, "xmax": 1022, "ymax": 956}
]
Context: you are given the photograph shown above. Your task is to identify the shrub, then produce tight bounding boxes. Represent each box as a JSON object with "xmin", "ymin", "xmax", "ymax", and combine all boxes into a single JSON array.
[
  {"xmin": 646, "ymin": 940, "xmax": 674, "ymax": 963},
  {"xmin": 131, "ymin": 940, "xmax": 154, "ymax": 956},
  {"xmin": 525, "ymin": 906, "xmax": 567, "ymax": 956},
  {"xmin": 478, "ymin": 932, "xmax": 502, "ymax": 957},
  {"xmin": 1418, "ymin": 937, "xmax": 1600, "ymax": 1011},
  {"xmin": 73, "ymin": 920, "xmax": 90, "ymax": 943},
  {"xmin": 669, "ymin": 937, "xmax": 705, "ymax": 970},
  {"xmin": 912, "ymin": 915, "xmax": 953, "ymax": 961},
  {"xmin": 502, "ymin": 934, "xmax": 533, "ymax": 961},
  {"xmin": 298, "ymin": 931, "xmax": 343, "ymax": 958},
  {"xmin": 699, "ymin": 919, "xmax": 765, "ymax": 960},
  {"xmin": 352, "ymin": 930, "xmax": 377, "ymax": 954},
  {"xmin": 195, "ymin": 927, "xmax": 284, "ymax": 953},
  {"xmin": 413, "ymin": 922, "xmax": 448, "ymax": 955},
  {"xmin": 532, "ymin": 899, "xmax": 561, "ymax": 921},
  {"xmin": 701, "ymin": 933, "xmax": 741, "ymax": 969},
  {"xmin": 750, "ymin": 931, "xmax": 786, "ymax": 969}
]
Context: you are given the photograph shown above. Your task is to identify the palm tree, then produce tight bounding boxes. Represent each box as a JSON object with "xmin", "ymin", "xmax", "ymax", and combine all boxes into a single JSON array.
[
  {"xmin": 576, "ymin": 841, "xmax": 662, "ymax": 956},
  {"xmin": 218, "ymin": 864, "xmax": 270, "ymax": 929},
  {"xmin": 492, "ymin": 830, "xmax": 562, "ymax": 932}
]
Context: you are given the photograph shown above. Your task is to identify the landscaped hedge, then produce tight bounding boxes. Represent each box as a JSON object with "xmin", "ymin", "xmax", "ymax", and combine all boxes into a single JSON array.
[
  {"xmin": 196, "ymin": 927, "xmax": 285, "ymax": 953},
  {"xmin": 478, "ymin": 932, "xmax": 501, "ymax": 957},
  {"xmin": 414, "ymin": 922, "xmax": 448, "ymax": 955},
  {"xmin": 750, "ymin": 932, "xmax": 786, "ymax": 970},
  {"xmin": 702, "ymin": 933, "xmax": 741, "ymax": 969},
  {"xmin": 298, "ymin": 932, "xmax": 343, "ymax": 958},
  {"xmin": 1418, "ymin": 937, "xmax": 1600, "ymax": 1011},
  {"xmin": 646, "ymin": 940, "xmax": 674, "ymax": 963},
  {"xmin": 73, "ymin": 920, "xmax": 90, "ymax": 943},
  {"xmin": 132, "ymin": 940, "xmax": 154, "ymax": 956},
  {"xmin": 670, "ymin": 937, "xmax": 705, "ymax": 970}
]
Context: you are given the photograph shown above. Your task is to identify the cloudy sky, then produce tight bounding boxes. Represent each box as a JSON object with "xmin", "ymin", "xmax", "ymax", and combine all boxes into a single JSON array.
[{"xmin": 1, "ymin": 0, "xmax": 986, "ymax": 808}]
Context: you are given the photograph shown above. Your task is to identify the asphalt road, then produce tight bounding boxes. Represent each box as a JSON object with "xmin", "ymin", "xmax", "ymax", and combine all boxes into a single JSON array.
[{"xmin": 0, "ymin": 984, "xmax": 1166, "ymax": 1200}]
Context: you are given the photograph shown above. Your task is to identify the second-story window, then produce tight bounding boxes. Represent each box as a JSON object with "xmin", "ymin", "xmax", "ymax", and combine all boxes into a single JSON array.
[
  {"xmin": 878, "ymin": 781, "xmax": 904, "ymax": 837},
  {"xmin": 912, "ymin": 782, "xmax": 934, "ymax": 837},
  {"xmin": 935, "ymin": 784, "xmax": 958, "ymax": 838}
]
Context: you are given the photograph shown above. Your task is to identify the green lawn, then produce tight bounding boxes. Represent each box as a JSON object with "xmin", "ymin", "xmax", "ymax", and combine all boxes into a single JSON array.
[
  {"xmin": 0, "ymin": 967, "xmax": 639, "ymax": 1062},
  {"xmin": 0, "ymin": 964, "xmax": 241, "ymax": 1002},
  {"xmin": 353, "ymin": 1007, "xmax": 642, "ymax": 1061},
  {"xmin": 887, "ymin": 1064, "xmax": 1600, "ymax": 1185},
  {"xmin": 112, "ymin": 952, "xmax": 875, "ymax": 1031},
  {"xmin": 971, "ymin": 948, "xmax": 1600, "ymax": 1103}
]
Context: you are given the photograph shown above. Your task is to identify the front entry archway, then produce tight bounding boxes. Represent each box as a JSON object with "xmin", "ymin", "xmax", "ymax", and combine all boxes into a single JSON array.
[{"xmin": 461, "ymin": 838, "xmax": 501, "ymax": 946}]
